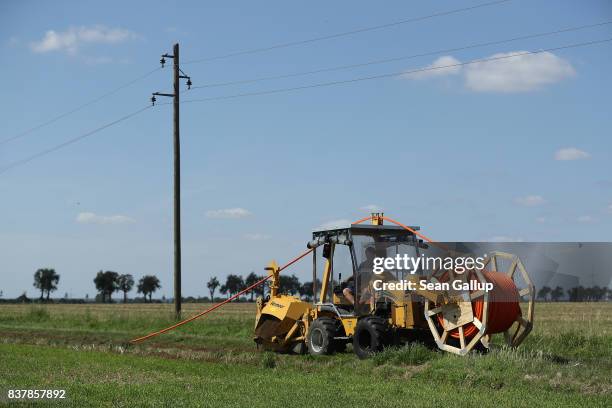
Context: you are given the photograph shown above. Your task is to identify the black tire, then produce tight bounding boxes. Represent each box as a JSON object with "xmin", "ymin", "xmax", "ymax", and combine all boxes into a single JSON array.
[
  {"xmin": 353, "ymin": 317, "xmax": 391, "ymax": 359},
  {"xmin": 307, "ymin": 317, "xmax": 338, "ymax": 356}
]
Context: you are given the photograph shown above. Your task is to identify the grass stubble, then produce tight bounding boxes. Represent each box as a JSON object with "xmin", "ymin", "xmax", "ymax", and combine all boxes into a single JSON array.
[{"xmin": 0, "ymin": 302, "xmax": 610, "ymax": 407}]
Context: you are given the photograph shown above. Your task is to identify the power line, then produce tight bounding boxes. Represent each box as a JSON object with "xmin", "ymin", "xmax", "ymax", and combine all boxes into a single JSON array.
[
  {"xmin": 0, "ymin": 1, "xmax": 510, "ymax": 146},
  {"xmin": 4, "ymin": 38, "xmax": 609, "ymax": 176},
  {"xmin": 183, "ymin": 0, "xmax": 512, "ymax": 65},
  {"xmin": 181, "ymin": 38, "xmax": 612, "ymax": 104},
  {"xmin": 190, "ymin": 20, "xmax": 612, "ymax": 90},
  {"xmin": 0, "ymin": 105, "xmax": 152, "ymax": 176},
  {"xmin": 0, "ymin": 68, "xmax": 161, "ymax": 147}
]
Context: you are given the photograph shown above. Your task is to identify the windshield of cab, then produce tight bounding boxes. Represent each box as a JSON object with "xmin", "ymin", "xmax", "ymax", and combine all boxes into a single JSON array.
[{"xmin": 351, "ymin": 230, "xmax": 420, "ymax": 315}]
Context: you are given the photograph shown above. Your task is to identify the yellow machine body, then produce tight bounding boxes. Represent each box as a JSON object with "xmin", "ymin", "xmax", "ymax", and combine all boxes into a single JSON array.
[
  {"xmin": 254, "ymin": 294, "xmax": 311, "ymax": 352},
  {"xmin": 257, "ymin": 294, "xmax": 310, "ymax": 323},
  {"xmin": 254, "ymin": 262, "xmax": 311, "ymax": 352}
]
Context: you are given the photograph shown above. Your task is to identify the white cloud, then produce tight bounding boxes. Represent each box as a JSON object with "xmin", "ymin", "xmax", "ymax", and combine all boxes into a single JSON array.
[
  {"xmin": 535, "ymin": 217, "xmax": 546, "ymax": 224},
  {"xmin": 317, "ymin": 219, "xmax": 352, "ymax": 230},
  {"xmin": 243, "ymin": 233, "xmax": 271, "ymax": 241},
  {"xmin": 360, "ymin": 204, "xmax": 383, "ymax": 212},
  {"xmin": 488, "ymin": 236, "xmax": 524, "ymax": 242},
  {"xmin": 577, "ymin": 215, "xmax": 594, "ymax": 223},
  {"xmin": 514, "ymin": 195, "xmax": 546, "ymax": 207},
  {"xmin": 402, "ymin": 55, "xmax": 462, "ymax": 80},
  {"xmin": 554, "ymin": 147, "xmax": 590, "ymax": 161},
  {"xmin": 608, "ymin": 204, "xmax": 612, "ymax": 214},
  {"xmin": 464, "ymin": 51, "xmax": 574, "ymax": 93},
  {"xmin": 205, "ymin": 208, "xmax": 251, "ymax": 219},
  {"xmin": 76, "ymin": 212, "xmax": 134, "ymax": 225},
  {"xmin": 30, "ymin": 25, "xmax": 137, "ymax": 54}
]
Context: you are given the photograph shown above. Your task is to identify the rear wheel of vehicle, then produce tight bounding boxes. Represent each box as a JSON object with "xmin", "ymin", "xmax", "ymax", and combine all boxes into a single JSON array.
[
  {"xmin": 307, "ymin": 317, "xmax": 338, "ymax": 356},
  {"xmin": 353, "ymin": 317, "xmax": 391, "ymax": 359}
]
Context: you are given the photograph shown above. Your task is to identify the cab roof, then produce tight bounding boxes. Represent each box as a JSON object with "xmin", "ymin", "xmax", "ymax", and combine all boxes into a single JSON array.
[
  {"xmin": 312, "ymin": 223, "xmax": 420, "ymax": 238},
  {"xmin": 308, "ymin": 223, "xmax": 425, "ymax": 249}
]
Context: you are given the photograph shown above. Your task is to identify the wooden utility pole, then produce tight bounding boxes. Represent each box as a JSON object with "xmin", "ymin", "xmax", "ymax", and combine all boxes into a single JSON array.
[
  {"xmin": 152, "ymin": 43, "xmax": 192, "ymax": 319},
  {"xmin": 172, "ymin": 43, "xmax": 181, "ymax": 320}
]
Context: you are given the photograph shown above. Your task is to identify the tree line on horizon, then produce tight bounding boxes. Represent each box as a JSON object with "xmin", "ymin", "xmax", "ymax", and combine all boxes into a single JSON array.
[
  {"xmin": 205, "ymin": 272, "xmax": 321, "ymax": 302},
  {"xmin": 2, "ymin": 267, "xmax": 611, "ymax": 303},
  {"xmin": 22, "ymin": 268, "xmax": 162, "ymax": 303},
  {"xmin": 537, "ymin": 285, "xmax": 610, "ymax": 302},
  {"xmin": 3, "ymin": 268, "xmax": 322, "ymax": 303}
]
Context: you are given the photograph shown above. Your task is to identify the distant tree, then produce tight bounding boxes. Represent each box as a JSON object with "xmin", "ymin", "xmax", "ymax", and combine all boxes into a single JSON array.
[
  {"xmin": 567, "ymin": 287, "xmax": 577, "ymax": 301},
  {"xmin": 253, "ymin": 275, "xmax": 266, "ymax": 298},
  {"xmin": 548, "ymin": 284, "xmax": 609, "ymax": 302},
  {"xmin": 244, "ymin": 272, "xmax": 260, "ymax": 301},
  {"xmin": 591, "ymin": 286, "xmax": 606, "ymax": 301},
  {"xmin": 16, "ymin": 292, "xmax": 30, "ymax": 303},
  {"xmin": 93, "ymin": 271, "xmax": 119, "ymax": 303},
  {"xmin": 117, "ymin": 274, "xmax": 135, "ymax": 303},
  {"xmin": 279, "ymin": 274, "xmax": 301, "ymax": 295},
  {"xmin": 220, "ymin": 284, "xmax": 228, "ymax": 299},
  {"xmin": 537, "ymin": 286, "xmax": 551, "ymax": 301},
  {"xmin": 207, "ymin": 277, "xmax": 220, "ymax": 301},
  {"xmin": 225, "ymin": 274, "xmax": 244, "ymax": 299},
  {"xmin": 33, "ymin": 268, "xmax": 60, "ymax": 301},
  {"xmin": 567, "ymin": 286, "xmax": 586, "ymax": 302},
  {"xmin": 137, "ymin": 275, "xmax": 161, "ymax": 302},
  {"xmin": 550, "ymin": 286, "xmax": 564, "ymax": 302},
  {"xmin": 300, "ymin": 279, "xmax": 321, "ymax": 302}
]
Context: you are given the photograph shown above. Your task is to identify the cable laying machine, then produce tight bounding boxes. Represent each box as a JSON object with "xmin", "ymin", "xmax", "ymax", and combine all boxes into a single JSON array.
[{"xmin": 254, "ymin": 214, "xmax": 535, "ymax": 357}]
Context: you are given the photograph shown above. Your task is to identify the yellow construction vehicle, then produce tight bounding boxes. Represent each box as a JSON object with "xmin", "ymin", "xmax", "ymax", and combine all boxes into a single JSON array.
[{"xmin": 254, "ymin": 214, "xmax": 535, "ymax": 357}]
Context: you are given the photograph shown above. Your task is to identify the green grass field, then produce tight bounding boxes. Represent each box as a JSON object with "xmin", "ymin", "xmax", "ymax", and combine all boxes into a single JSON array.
[{"xmin": 0, "ymin": 302, "xmax": 610, "ymax": 407}]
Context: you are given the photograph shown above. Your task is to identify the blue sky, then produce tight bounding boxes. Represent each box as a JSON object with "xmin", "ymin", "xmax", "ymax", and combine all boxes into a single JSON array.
[{"xmin": 1, "ymin": 0, "xmax": 611, "ymax": 299}]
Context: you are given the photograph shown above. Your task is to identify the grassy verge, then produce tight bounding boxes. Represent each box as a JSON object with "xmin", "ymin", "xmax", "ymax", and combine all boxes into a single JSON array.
[{"xmin": 0, "ymin": 302, "xmax": 610, "ymax": 407}]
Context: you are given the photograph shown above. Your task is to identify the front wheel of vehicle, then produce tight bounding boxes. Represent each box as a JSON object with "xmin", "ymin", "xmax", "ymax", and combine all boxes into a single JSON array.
[
  {"xmin": 307, "ymin": 317, "xmax": 338, "ymax": 356},
  {"xmin": 353, "ymin": 317, "xmax": 391, "ymax": 359}
]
